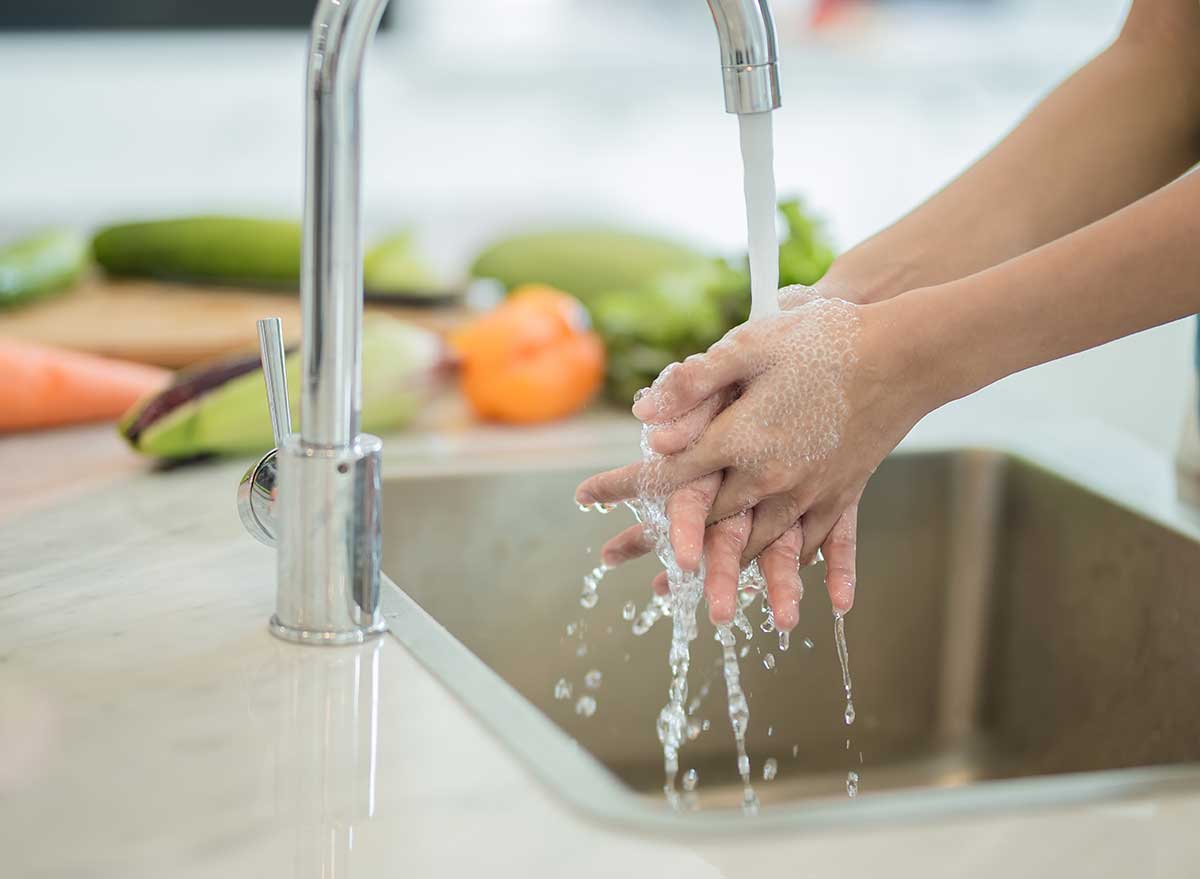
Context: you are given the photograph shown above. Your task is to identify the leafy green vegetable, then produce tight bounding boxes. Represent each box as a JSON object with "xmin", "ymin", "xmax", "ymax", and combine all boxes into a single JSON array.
[
  {"xmin": 777, "ymin": 198, "xmax": 836, "ymax": 287},
  {"xmin": 590, "ymin": 198, "xmax": 835, "ymax": 404}
]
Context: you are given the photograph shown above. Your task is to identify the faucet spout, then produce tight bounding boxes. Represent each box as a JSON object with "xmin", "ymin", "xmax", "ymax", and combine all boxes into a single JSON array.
[{"xmin": 706, "ymin": 0, "xmax": 782, "ymax": 114}]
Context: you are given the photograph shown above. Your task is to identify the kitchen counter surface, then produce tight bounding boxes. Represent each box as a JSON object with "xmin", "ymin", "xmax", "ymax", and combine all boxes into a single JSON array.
[{"xmin": 4, "ymin": 399, "xmax": 1200, "ymax": 878}]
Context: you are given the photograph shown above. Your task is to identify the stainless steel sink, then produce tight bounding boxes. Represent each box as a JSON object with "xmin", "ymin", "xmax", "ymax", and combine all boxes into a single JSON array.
[{"xmin": 378, "ymin": 446, "xmax": 1200, "ymax": 832}]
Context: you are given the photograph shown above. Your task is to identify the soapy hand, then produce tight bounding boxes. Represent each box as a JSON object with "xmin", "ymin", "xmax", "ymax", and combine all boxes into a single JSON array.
[{"xmin": 579, "ymin": 285, "xmax": 929, "ymax": 629}]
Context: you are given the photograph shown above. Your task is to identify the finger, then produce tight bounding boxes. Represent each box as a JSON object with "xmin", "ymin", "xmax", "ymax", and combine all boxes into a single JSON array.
[
  {"xmin": 600, "ymin": 524, "xmax": 654, "ymax": 568},
  {"xmin": 631, "ymin": 343, "xmax": 751, "ymax": 423},
  {"xmin": 702, "ymin": 510, "xmax": 752, "ymax": 626},
  {"xmin": 798, "ymin": 506, "xmax": 840, "ymax": 567},
  {"xmin": 822, "ymin": 504, "xmax": 859, "ymax": 614},
  {"xmin": 651, "ymin": 570, "xmax": 670, "ymax": 596},
  {"xmin": 645, "ymin": 388, "xmax": 734, "ymax": 456},
  {"xmin": 639, "ymin": 435, "xmax": 729, "ymax": 498},
  {"xmin": 758, "ymin": 522, "xmax": 805, "ymax": 632},
  {"xmin": 706, "ymin": 467, "xmax": 769, "ymax": 525},
  {"xmin": 576, "ymin": 462, "xmax": 640, "ymax": 506},
  {"xmin": 740, "ymin": 494, "xmax": 803, "ymax": 565},
  {"xmin": 665, "ymin": 473, "xmax": 721, "ymax": 572}
]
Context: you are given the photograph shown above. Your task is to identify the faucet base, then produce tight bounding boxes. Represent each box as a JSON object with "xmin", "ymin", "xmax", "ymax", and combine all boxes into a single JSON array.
[
  {"xmin": 274, "ymin": 433, "xmax": 385, "ymax": 646},
  {"xmin": 269, "ymin": 614, "xmax": 387, "ymax": 645}
]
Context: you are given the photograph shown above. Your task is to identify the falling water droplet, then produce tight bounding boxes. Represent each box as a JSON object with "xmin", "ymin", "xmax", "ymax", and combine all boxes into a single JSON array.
[
  {"xmin": 763, "ymin": 758, "xmax": 778, "ymax": 781},
  {"xmin": 778, "ymin": 630, "xmax": 790, "ymax": 652},
  {"xmin": 742, "ymin": 788, "xmax": 760, "ymax": 816},
  {"xmin": 577, "ymin": 502, "xmax": 591, "ymax": 513},
  {"xmin": 576, "ymin": 643, "xmax": 588, "ymax": 658},
  {"xmin": 575, "ymin": 696, "xmax": 597, "ymax": 717},
  {"xmin": 762, "ymin": 653, "xmax": 775, "ymax": 670},
  {"xmin": 585, "ymin": 669, "xmax": 603, "ymax": 689},
  {"xmin": 803, "ymin": 638, "xmax": 814, "ymax": 650},
  {"xmin": 760, "ymin": 614, "xmax": 775, "ymax": 634},
  {"xmin": 566, "ymin": 622, "xmax": 578, "ymax": 636},
  {"xmin": 622, "ymin": 601, "xmax": 637, "ymax": 621},
  {"xmin": 739, "ymin": 645, "xmax": 750, "ymax": 659},
  {"xmin": 554, "ymin": 678, "xmax": 572, "ymax": 700},
  {"xmin": 767, "ymin": 725, "xmax": 773, "ymax": 737},
  {"xmin": 686, "ymin": 721, "xmax": 701, "ymax": 741},
  {"xmin": 792, "ymin": 744, "xmax": 799, "ymax": 758},
  {"xmin": 844, "ymin": 700, "xmax": 856, "ymax": 726},
  {"xmin": 702, "ymin": 719, "xmax": 711, "ymax": 732},
  {"xmin": 580, "ymin": 564, "xmax": 608, "ymax": 609},
  {"xmin": 682, "ymin": 769, "xmax": 698, "ymax": 792},
  {"xmin": 846, "ymin": 770, "xmax": 859, "ymax": 798}
]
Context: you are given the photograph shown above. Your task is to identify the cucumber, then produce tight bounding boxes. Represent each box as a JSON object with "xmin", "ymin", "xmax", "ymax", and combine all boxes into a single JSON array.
[
  {"xmin": 93, "ymin": 217, "xmax": 301, "ymax": 286},
  {"xmin": 0, "ymin": 228, "xmax": 88, "ymax": 309},
  {"xmin": 92, "ymin": 216, "xmax": 453, "ymax": 301},
  {"xmin": 469, "ymin": 228, "xmax": 712, "ymax": 306}
]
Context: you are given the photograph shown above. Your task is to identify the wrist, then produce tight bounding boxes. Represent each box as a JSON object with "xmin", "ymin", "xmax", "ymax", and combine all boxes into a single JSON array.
[
  {"xmin": 821, "ymin": 248, "xmax": 925, "ymax": 306},
  {"xmin": 862, "ymin": 282, "xmax": 980, "ymax": 420}
]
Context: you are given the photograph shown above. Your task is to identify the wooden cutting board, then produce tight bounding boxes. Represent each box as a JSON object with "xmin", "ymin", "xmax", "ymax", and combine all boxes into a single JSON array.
[{"xmin": 0, "ymin": 275, "xmax": 474, "ymax": 368}]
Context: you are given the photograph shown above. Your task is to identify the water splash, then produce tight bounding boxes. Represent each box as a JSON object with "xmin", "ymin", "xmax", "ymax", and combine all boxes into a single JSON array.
[
  {"xmin": 631, "ymin": 594, "xmax": 671, "ymax": 636},
  {"xmin": 716, "ymin": 626, "xmax": 759, "ymax": 814},
  {"xmin": 834, "ymin": 611, "xmax": 861, "ymax": 798},
  {"xmin": 834, "ymin": 611, "xmax": 855, "ymax": 727},
  {"xmin": 580, "ymin": 563, "xmax": 609, "ymax": 609},
  {"xmin": 762, "ymin": 758, "xmax": 778, "ymax": 781}
]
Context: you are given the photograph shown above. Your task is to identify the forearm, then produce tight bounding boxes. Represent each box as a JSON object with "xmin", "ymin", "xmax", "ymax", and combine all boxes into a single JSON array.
[
  {"xmin": 888, "ymin": 168, "xmax": 1200, "ymax": 411},
  {"xmin": 824, "ymin": 0, "xmax": 1200, "ymax": 304}
]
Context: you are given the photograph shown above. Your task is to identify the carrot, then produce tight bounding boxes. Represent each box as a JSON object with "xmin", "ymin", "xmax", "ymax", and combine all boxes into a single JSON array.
[{"xmin": 0, "ymin": 338, "xmax": 170, "ymax": 432}]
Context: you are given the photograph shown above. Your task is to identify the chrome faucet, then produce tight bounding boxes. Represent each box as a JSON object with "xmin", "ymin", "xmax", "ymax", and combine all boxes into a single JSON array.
[{"xmin": 237, "ymin": 0, "xmax": 782, "ymax": 645}]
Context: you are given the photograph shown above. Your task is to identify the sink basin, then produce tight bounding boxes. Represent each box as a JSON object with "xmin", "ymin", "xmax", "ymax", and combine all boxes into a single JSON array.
[{"xmin": 378, "ymin": 445, "xmax": 1200, "ymax": 832}]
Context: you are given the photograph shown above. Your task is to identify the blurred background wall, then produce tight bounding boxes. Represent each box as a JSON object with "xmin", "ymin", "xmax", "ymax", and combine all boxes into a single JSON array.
[{"xmin": 2, "ymin": 0, "xmax": 1190, "ymax": 452}]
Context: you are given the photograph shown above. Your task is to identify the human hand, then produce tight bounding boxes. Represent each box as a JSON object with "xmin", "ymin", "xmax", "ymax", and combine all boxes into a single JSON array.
[{"xmin": 579, "ymin": 287, "xmax": 933, "ymax": 627}]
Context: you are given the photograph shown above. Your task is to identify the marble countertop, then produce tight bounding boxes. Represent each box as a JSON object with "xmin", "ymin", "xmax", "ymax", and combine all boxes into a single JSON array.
[{"xmin": 3, "ymin": 400, "xmax": 1200, "ymax": 878}]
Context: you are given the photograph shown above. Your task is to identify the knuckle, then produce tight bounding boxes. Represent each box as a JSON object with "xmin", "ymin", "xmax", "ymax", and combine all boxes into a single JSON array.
[
  {"xmin": 756, "ymin": 467, "xmax": 791, "ymax": 497},
  {"xmin": 772, "ymin": 526, "xmax": 804, "ymax": 556}
]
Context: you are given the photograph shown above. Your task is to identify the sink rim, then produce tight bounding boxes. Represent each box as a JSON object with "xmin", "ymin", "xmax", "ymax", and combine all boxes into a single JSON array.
[{"xmin": 378, "ymin": 428, "xmax": 1200, "ymax": 836}]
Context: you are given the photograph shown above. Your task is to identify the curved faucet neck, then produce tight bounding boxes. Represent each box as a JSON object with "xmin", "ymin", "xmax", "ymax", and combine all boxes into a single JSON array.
[{"xmin": 301, "ymin": 0, "xmax": 389, "ymax": 448}]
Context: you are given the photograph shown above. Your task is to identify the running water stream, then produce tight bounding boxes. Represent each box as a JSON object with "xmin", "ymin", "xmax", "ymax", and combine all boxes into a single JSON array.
[
  {"xmin": 636, "ymin": 109, "xmax": 783, "ymax": 812},
  {"xmin": 738, "ymin": 111, "xmax": 781, "ymax": 322}
]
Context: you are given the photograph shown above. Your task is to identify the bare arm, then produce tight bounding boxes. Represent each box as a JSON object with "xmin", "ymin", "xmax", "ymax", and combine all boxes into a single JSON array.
[
  {"xmin": 891, "ymin": 167, "xmax": 1200, "ymax": 410},
  {"xmin": 823, "ymin": 0, "xmax": 1200, "ymax": 303}
]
